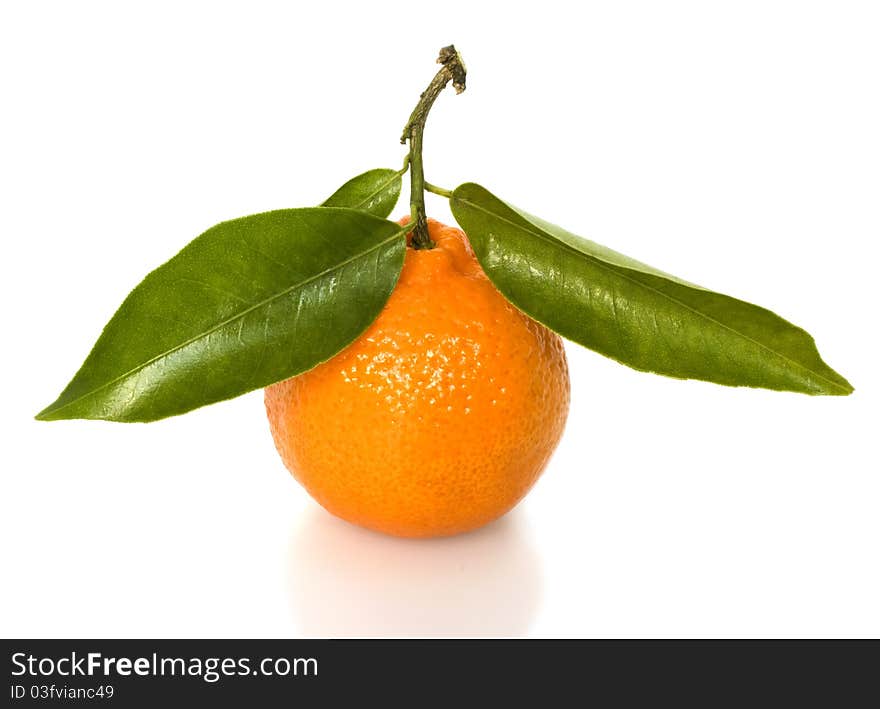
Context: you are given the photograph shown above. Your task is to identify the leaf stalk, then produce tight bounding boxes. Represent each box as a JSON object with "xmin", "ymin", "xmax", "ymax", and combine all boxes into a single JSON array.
[{"xmin": 425, "ymin": 182, "xmax": 453, "ymax": 198}]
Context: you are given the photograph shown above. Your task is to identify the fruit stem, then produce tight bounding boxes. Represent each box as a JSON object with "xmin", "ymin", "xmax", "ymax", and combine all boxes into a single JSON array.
[{"xmin": 400, "ymin": 45, "xmax": 466, "ymax": 250}]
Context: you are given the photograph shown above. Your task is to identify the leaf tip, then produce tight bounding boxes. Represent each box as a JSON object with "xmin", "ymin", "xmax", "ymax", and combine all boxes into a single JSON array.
[
  {"xmin": 816, "ymin": 360, "xmax": 854, "ymax": 396},
  {"xmin": 806, "ymin": 367, "xmax": 854, "ymax": 396},
  {"xmin": 35, "ymin": 396, "xmax": 70, "ymax": 421},
  {"xmin": 34, "ymin": 406, "xmax": 57, "ymax": 422},
  {"xmin": 829, "ymin": 378, "xmax": 855, "ymax": 396}
]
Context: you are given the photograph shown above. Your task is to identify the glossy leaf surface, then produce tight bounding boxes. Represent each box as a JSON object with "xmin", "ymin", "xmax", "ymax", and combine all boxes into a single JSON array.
[
  {"xmin": 450, "ymin": 183, "xmax": 852, "ymax": 396},
  {"xmin": 37, "ymin": 208, "xmax": 406, "ymax": 421},
  {"xmin": 321, "ymin": 168, "xmax": 402, "ymax": 218}
]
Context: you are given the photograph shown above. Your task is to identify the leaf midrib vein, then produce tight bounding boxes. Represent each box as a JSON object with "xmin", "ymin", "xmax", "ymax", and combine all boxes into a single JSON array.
[
  {"xmin": 352, "ymin": 172, "xmax": 399, "ymax": 210},
  {"xmin": 327, "ymin": 171, "xmax": 399, "ymax": 212}
]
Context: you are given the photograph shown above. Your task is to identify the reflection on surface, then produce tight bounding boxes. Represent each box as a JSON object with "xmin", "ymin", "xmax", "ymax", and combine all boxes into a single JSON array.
[{"xmin": 286, "ymin": 507, "xmax": 542, "ymax": 637}]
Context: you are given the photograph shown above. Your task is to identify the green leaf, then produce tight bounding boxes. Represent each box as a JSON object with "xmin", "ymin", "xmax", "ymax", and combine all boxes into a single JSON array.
[
  {"xmin": 37, "ymin": 208, "xmax": 406, "ymax": 422},
  {"xmin": 450, "ymin": 183, "xmax": 852, "ymax": 396},
  {"xmin": 321, "ymin": 168, "xmax": 402, "ymax": 218}
]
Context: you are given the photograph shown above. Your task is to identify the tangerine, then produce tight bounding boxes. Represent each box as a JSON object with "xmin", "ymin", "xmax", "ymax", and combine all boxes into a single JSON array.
[{"xmin": 265, "ymin": 218, "xmax": 569, "ymax": 537}]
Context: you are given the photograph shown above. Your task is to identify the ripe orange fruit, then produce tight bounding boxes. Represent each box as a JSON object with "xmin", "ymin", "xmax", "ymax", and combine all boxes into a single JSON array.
[{"xmin": 265, "ymin": 218, "xmax": 570, "ymax": 537}]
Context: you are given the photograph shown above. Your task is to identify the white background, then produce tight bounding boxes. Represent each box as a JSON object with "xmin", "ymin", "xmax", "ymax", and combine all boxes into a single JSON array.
[{"xmin": 2, "ymin": 1, "xmax": 878, "ymax": 638}]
